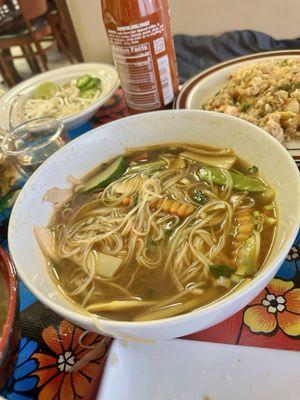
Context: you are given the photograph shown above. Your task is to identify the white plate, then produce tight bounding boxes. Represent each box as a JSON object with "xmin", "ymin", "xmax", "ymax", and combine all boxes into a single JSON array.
[
  {"xmin": 0, "ymin": 63, "xmax": 120, "ymax": 130},
  {"xmin": 98, "ymin": 339, "xmax": 300, "ymax": 400},
  {"xmin": 175, "ymin": 50, "xmax": 300, "ymax": 160}
]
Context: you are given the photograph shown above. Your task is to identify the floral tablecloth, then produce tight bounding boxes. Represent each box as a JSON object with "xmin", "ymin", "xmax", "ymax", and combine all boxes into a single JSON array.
[{"xmin": 0, "ymin": 89, "xmax": 299, "ymax": 400}]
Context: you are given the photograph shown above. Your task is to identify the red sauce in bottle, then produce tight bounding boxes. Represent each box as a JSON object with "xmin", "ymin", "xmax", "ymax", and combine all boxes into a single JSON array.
[{"xmin": 101, "ymin": 0, "xmax": 179, "ymax": 113}]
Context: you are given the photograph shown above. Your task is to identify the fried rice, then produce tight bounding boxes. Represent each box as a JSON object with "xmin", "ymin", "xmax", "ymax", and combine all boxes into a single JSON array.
[{"xmin": 203, "ymin": 58, "xmax": 300, "ymax": 143}]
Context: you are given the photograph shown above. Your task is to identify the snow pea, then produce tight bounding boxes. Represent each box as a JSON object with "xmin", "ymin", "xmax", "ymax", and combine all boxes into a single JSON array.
[{"xmin": 197, "ymin": 166, "xmax": 265, "ymax": 192}]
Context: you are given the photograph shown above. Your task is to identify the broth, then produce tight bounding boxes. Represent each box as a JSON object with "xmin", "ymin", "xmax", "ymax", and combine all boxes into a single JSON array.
[{"xmin": 36, "ymin": 143, "xmax": 277, "ymax": 321}]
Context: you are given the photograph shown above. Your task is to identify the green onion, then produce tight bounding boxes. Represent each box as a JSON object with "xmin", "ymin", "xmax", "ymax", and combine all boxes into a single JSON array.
[
  {"xmin": 248, "ymin": 165, "xmax": 258, "ymax": 175},
  {"xmin": 264, "ymin": 204, "xmax": 275, "ymax": 211},
  {"xmin": 202, "ymin": 104, "xmax": 206, "ymax": 110},
  {"xmin": 279, "ymin": 83, "xmax": 292, "ymax": 92},
  {"xmin": 295, "ymin": 81, "xmax": 300, "ymax": 89},
  {"xmin": 191, "ymin": 189, "xmax": 209, "ymax": 205},
  {"xmin": 133, "ymin": 194, "xmax": 139, "ymax": 206},
  {"xmin": 282, "ymin": 59, "xmax": 288, "ymax": 66},
  {"xmin": 164, "ymin": 228, "xmax": 174, "ymax": 236},
  {"xmin": 241, "ymin": 101, "xmax": 251, "ymax": 111},
  {"xmin": 253, "ymin": 211, "xmax": 260, "ymax": 218}
]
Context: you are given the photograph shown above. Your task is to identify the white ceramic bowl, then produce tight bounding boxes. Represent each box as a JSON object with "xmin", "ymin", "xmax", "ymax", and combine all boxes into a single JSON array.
[
  {"xmin": 0, "ymin": 63, "xmax": 120, "ymax": 130},
  {"xmin": 8, "ymin": 110, "xmax": 300, "ymax": 340}
]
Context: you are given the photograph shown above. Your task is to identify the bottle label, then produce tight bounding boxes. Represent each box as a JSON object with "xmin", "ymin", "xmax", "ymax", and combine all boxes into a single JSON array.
[
  {"xmin": 106, "ymin": 17, "xmax": 175, "ymax": 110},
  {"xmin": 157, "ymin": 54, "xmax": 174, "ymax": 105}
]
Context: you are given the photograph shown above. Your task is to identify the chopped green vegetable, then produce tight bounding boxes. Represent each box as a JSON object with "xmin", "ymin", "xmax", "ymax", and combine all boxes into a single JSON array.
[
  {"xmin": 253, "ymin": 211, "xmax": 260, "ymax": 218},
  {"xmin": 264, "ymin": 204, "xmax": 275, "ymax": 211},
  {"xmin": 209, "ymin": 264, "xmax": 235, "ymax": 278},
  {"xmin": 202, "ymin": 104, "xmax": 206, "ymax": 110},
  {"xmin": 127, "ymin": 159, "xmax": 167, "ymax": 174},
  {"xmin": 295, "ymin": 81, "xmax": 300, "ymax": 89},
  {"xmin": 241, "ymin": 101, "xmax": 251, "ymax": 111},
  {"xmin": 164, "ymin": 227, "xmax": 174, "ymax": 236},
  {"xmin": 80, "ymin": 88, "xmax": 98, "ymax": 98},
  {"xmin": 197, "ymin": 166, "xmax": 265, "ymax": 192},
  {"xmin": 279, "ymin": 83, "xmax": 292, "ymax": 92},
  {"xmin": 81, "ymin": 77, "xmax": 100, "ymax": 92},
  {"xmin": 76, "ymin": 75, "xmax": 92, "ymax": 90},
  {"xmin": 180, "ymin": 151, "xmax": 236, "ymax": 169},
  {"xmin": 191, "ymin": 189, "xmax": 208, "ymax": 205},
  {"xmin": 248, "ymin": 165, "xmax": 258, "ymax": 175},
  {"xmin": 76, "ymin": 75, "xmax": 101, "ymax": 97},
  {"xmin": 282, "ymin": 59, "xmax": 288, "ymax": 66},
  {"xmin": 133, "ymin": 194, "xmax": 139, "ymax": 206},
  {"xmin": 84, "ymin": 156, "xmax": 128, "ymax": 192}
]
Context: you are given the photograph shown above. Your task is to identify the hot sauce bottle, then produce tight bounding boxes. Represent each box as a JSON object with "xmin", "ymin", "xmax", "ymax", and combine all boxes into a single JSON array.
[{"xmin": 101, "ymin": 0, "xmax": 179, "ymax": 113}]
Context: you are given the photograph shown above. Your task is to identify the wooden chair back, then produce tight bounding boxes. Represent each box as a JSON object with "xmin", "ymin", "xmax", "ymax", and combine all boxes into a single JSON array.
[{"xmin": 17, "ymin": 0, "xmax": 48, "ymax": 23}]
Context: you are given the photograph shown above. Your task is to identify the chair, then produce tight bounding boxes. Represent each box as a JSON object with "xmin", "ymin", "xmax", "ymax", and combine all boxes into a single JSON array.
[
  {"xmin": 47, "ymin": 0, "xmax": 83, "ymax": 62},
  {"xmin": 0, "ymin": 0, "xmax": 74, "ymax": 87},
  {"xmin": 0, "ymin": 0, "xmax": 42, "ymax": 86},
  {"xmin": 16, "ymin": 0, "xmax": 50, "ymax": 70},
  {"xmin": 46, "ymin": 0, "xmax": 78, "ymax": 63},
  {"xmin": 18, "ymin": 0, "xmax": 76, "ymax": 67}
]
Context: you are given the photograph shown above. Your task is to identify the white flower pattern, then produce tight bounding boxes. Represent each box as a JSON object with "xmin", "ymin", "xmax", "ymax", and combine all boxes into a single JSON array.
[
  {"xmin": 57, "ymin": 350, "xmax": 76, "ymax": 372},
  {"xmin": 286, "ymin": 246, "xmax": 299, "ymax": 261},
  {"xmin": 261, "ymin": 293, "xmax": 286, "ymax": 314}
]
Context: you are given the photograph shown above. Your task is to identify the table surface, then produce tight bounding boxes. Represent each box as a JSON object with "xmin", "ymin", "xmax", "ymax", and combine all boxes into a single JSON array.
[{"xmin": 0, "ymin": 89, "xmax": 299, "ymax": 400}]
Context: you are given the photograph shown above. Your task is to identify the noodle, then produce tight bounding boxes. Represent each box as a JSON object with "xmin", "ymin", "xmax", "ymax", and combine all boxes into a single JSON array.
[
  {"xmin": 25, "ymin": 80, "xmax": 102, "ymax": 120},
  {"xmin": 38, "ymin": 143, "xmax": 276, "ymax": 322}
]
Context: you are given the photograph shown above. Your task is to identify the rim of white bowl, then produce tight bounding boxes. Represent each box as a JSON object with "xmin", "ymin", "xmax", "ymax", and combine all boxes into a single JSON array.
[{"xmin": 8, "ymin": 110, "xmax": 300, "ymax": 329}]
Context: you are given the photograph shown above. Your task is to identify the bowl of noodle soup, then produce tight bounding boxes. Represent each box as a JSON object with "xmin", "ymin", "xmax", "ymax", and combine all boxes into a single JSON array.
[
  {"xmin": 0, "ymin": 63, "xmax": 120, "ymax": 131},
  {"xmin": 8, "ymin": 110, "xmax": 300, "ymax": 340}
]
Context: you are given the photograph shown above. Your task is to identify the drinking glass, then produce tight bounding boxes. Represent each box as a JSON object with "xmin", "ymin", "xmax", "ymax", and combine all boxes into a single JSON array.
[
  {"xmin": 9, "ymin": 94, "xmax": 29, "ymax": 130},
  {"xmin": 1, "ymin": 117, "xmax": 69, "ymax": 178}
]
